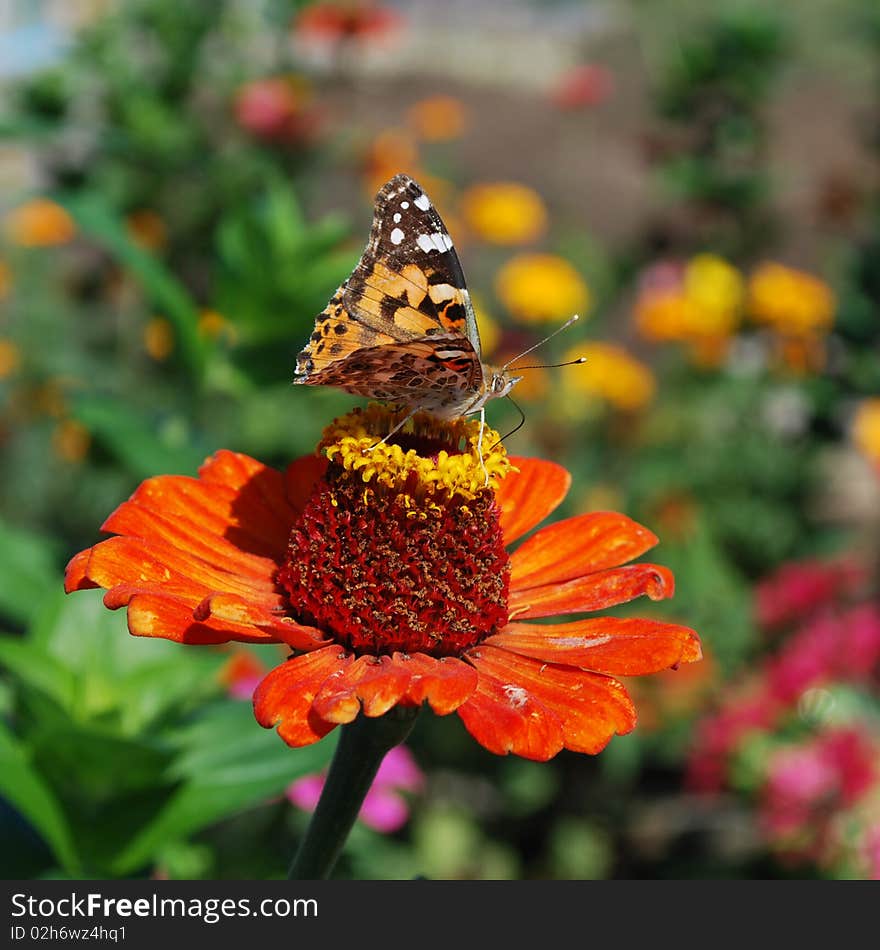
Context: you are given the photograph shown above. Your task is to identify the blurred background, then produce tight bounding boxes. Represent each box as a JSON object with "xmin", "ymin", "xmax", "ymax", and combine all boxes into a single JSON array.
[{"xmin": 1, "ymin": 0, "xmax": 879, "ymax": 880}]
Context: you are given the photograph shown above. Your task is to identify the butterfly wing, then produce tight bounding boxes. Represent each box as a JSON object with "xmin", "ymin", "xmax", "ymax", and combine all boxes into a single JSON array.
[
  {"xmin": 344, "ymin": 174, "xmax": 482, "ymax": 356},
  {"xmin": 295, "ymin": 175, "xmax": 483, "ymax": 398},
  {"xmin": 298, "ymin": 334, "xmax": 485, "ymax": 414}
]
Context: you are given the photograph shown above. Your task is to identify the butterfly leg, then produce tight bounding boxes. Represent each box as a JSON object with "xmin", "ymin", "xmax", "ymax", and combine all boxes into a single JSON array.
[
  {"xmin": 477, "ymin": 406, "xmax": 490, "ymax": 487},
  {"xmin": 366, "ymin": 405, "xmax": 419, "ymax": 450}
]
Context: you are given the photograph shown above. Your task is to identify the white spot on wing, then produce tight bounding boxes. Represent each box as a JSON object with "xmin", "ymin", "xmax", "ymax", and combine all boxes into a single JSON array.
[
  {"xmin": 416, "ymin": 232, "xmax": 453, "ymax": 254},
  {"xmin": 390, "ymin": 227, "xmax": 405, "ymax": 245},
  {"xmin": 414, "ymin": 193, "xmax": 431, "ymax": 211},
  {"xmin": 393, "ymin": 212, "xmax": 401, "ymax": 223},
  {"xmin": 400, "ymin": 201, "xmax": 410, "ymax": 209}
]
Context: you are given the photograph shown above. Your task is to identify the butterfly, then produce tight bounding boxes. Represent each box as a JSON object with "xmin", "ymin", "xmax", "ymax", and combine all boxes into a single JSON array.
[{"xmin": 294, "ymin": 173, "xmax": 522, "ymax": 422}]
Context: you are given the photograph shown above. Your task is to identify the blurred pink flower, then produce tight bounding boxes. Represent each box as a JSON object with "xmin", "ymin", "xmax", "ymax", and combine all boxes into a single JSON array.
[
  {"xmin": 551, "ymin": 64, "xmax": 614, "ymax": 110},
  {"xmin": 767, "ymin": 604, "xmax": 880, "ymax": 704},
  {"xmin": 760, "ymin": 727, "xmax": 878, "ymax": 856},
  {"xmin": 755, "ymin": 557, "xmax": 865, "ymax": 630},
  {"xmin": 864, "ymin": 824, "xmax": 880, "ymax": 880},
  {"xmin": 233, "ymin": 77, "xmax": 320, "ymax": 143},
  {"xmin": 686, "ymin": 684, "xmax": 779, "ymax": 792},
  {"xmin": 287, "ymin": 745, "xmax": 424, "ymax": 833},
  {"xmin": 220, "ymin": 650, "xmax": 267, "ymax": 701}
]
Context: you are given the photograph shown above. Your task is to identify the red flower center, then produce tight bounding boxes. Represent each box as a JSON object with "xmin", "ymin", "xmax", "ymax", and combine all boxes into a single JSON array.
[{"xmin": 278, "ymin": 445, "xmax": 511, "ymax": 657}]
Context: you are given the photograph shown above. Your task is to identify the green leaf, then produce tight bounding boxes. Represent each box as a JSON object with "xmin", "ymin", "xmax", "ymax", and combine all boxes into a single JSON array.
[
  {"xmin": 71, "ymin": 395, "xmax": 206, "ymax": 479},
  {"xmin": 0, "ymin": 720, "xmax": 81, "ymax": 875},
  {"xmin": 0, "ymin": 637, "xmax": 76, "ymax": 710},
  {"xmin": 29, "ymin": 588, "xmax": 224, "ymax": 731},
  {"xmin": 112, "ymin": 700, "xmax": 336, "ymax": 875},
  {"xmin": 0, "ymin": 521, "xmax": 60, "ymax": 626}
]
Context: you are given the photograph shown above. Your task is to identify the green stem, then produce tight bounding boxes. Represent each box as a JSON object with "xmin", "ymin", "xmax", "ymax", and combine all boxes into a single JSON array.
[{"xmin": 287, "ymin": 706, "xmax": 420, "ymax": 879}]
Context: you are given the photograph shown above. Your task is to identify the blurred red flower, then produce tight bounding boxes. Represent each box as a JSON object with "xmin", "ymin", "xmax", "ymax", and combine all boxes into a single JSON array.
[{"xmin": 551, "ymin": 64, "xmax": 615, "ymax": 110}]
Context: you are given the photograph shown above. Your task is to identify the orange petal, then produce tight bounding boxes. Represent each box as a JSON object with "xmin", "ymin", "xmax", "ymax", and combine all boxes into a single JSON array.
[
  {"xmin": 126, "ymin": 592, "xmax": 280, "ymax": 644},
  {"xmin": 312, "ymin": 654, "xmax": 412, "ymax": 723},
  {"xmin": 285, "ymin": 454, "xmax": 327, "ymax": 513},
  {"xmin": 103, "ymin": 500, "xmax": 277, "ymax": 583},
  {"xmin": 509, "ymin": 563, "xmax": 674, "ymax": 619},
  {"xmin": 254, "ymin": 645, "xmax": 350, "ymax": 747},
  {"xmin": 194, "ymin": 592, "xmax": 328, "ymax": 650},
  {"xmin": 485, "ymin": 618, "xmax": 702, "ymax": 675},
  {"xmin": 82, "ymin": 536, "xmax": 283, "ymax": 608},
  {"xmin": 510, "ymin": 511, "xmax": 658, "ymax": 589},
  {"xmin": 131, "ymin": 462, "xmax": 296, "ymax": 560},
  {"xmin": 200, "ymin": 451, "xmax": 299, "ymax": 542},
  {"xmin": 456, "ymin": 664, "xmax": 565, "ymax": 761},
  {"xmin": 395, "ymin": 652, "xmax": 478, "ymax": 714},
  {"xmin": 465, "ymin": 646, "xmax": 636, "ymax": 755},
  {"xmin": 496, "ymin": 457, "xmax": 571, "ymax": 545},
  {"xmin": 64, "ymin": 549, "xmax": 98, "ymax": 592}
]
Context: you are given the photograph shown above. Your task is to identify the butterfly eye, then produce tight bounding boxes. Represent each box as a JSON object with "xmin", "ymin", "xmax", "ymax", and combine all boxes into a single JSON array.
[{"xmin": 492, "ymin": 374, "xmax": 509, "ymax": 395}]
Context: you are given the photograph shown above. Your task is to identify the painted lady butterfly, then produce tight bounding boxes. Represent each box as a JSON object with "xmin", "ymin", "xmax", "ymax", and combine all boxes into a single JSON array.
[{"xmin": 294, "ymin": 174, "xmax": 522, "ymax": 420}]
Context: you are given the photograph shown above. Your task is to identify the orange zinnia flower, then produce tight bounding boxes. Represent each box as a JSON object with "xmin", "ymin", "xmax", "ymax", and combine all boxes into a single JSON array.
[{"xmin": 65, "ymin": 406, "xmax": 700, "ymax": 762}]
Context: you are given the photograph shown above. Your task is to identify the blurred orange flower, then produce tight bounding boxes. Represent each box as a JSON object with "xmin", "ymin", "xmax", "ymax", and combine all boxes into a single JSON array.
[
  {"xmin": 0, "ymin": 339, "xmax": 21, "ymax": 379},
  {"xmin": 144, "ymin": 317, "xmax": 175, "ymax": 361},
  {"xmin": 562, "ymin": 342, "xmax": 655, "ymax": 413},
  {"xmin": 5, "ymin": 199, "xmax": 75, "ymax": 247},
  {"xmin": 747, "ymin": 262, "xmax": 835, "ymax": 337},
  {"xmin": 363, "ymin": 127, "xmax": 420, "ymax": 195},
  {"xmin": 52, "ymin": 419, "xmax": 91, "ymax": 463},
  {"xmin": 461, "ymin": 182, "xmax": 548, "ymax": 245},
  {"xmin": 126, "ymin": 210, "xmax": 167, "ymax": 251},
  {"xmin": 0, "ymin": 260, "xmax": 11, "ymax": 298},
  {"xmin": 198, "ymin": 309, "xmax": 237, "ymax": 344},
  {"xmin": 852, "ymin": 398, "xmax": 880, "ymax": 469},
  {"xmin": 407, "ymin": 95, "xmax": 468, "ymax": 142},
  {"xmin": 496, "ymin": 253, "xmax": 590, "ymax": 324}
]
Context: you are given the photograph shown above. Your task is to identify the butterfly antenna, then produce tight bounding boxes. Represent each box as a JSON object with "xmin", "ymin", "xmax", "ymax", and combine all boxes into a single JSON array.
[
  {"xmin": 497, "ymin": 394, "xmax": 526, "ymax": 443},
  {"xmin": 501, "ymin": 313, "xmax": 581, "ymax": 372}
]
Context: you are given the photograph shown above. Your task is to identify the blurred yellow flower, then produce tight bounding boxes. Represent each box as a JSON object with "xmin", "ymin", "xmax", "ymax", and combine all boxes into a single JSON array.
[
  {"xmin": 198, "ymin": 309, "xmax": 237, "ymax": 343},
  {"xmin": 4, "ymin": 199, "xmax": 76, "ymax": 247},
  {"xmin": 635, "ymin": 255, "xmax": 743, "ymax": 368},
  {"xmin": 461, "ymin": 183, "xmax": 548, "ymax": 245},
  {"xmin": 0, "ymin": 260, "xmax": 11, "ymax": 298},
  {"xmin": 126, "ymin": 209, "xmax": 168, "ymax": 251},
  {"xmin": 748, "ymin": 262, "xmax": 835, "ymax": 336},
  {"xmin": 52, "ymin": 419, "xmax": 91, "ymax": 463},
  {"xmin": 144, "ymin": 317, "xmax": 175, "ymax": 361},
  {"xmin": 0, "ymin": 339, "xmax": 21, "ymax": 379},
  {"xmin": 851, "ymin": 398, "xmax": 880, "ymax": 467},
  {"xmin": 496, "ymin": 253, "xmax": 590, "ymax": 324},
  {"xmin": 562, "ymin": 342, "xmax": 655, "ymax": 412},
  {"xmin": 407, "ymin": 95, "xmax": 468, "ymax": 142},
  {"xmin": 684, "ymin": 254, "xmax": 744, "ymax": 334}
]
